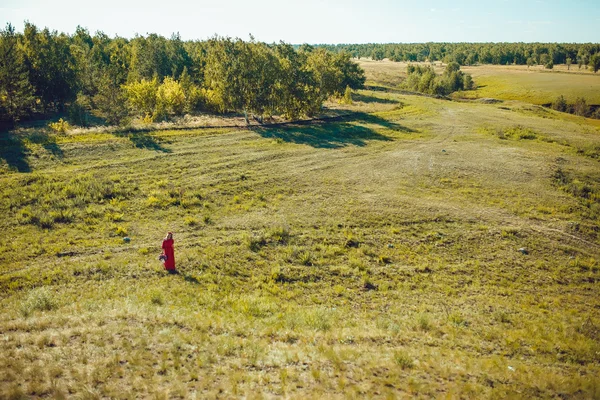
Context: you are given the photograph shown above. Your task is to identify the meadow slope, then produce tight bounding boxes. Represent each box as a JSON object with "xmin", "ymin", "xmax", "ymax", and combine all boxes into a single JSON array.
[{"xmin": 1, "ymin": 88, "xmax": 600, "ymax": 398}]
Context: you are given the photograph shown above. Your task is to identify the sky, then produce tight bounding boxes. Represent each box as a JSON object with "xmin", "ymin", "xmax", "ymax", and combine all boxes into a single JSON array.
[{"xmin": 1, "ymin": 0, "xmax": 599, "ymax": 44}]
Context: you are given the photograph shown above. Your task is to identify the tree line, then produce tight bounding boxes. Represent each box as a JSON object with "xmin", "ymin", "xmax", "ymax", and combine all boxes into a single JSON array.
[
  {"xmin": 317, "ymin": 43, "xmax": 600, "ymax": 71},
  {"xmin": 404, "ymin": 62, "xmax": 474, "ymax": 96},
  {"xmin": 0, "ymin": 23, "xmax": 366, "ymax": 129}
]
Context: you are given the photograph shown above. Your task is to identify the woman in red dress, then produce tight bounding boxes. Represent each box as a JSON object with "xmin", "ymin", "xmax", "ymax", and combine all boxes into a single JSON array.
[{"xmin": 161, "ymin": 232, "xmax": 176, "ymax": 272}]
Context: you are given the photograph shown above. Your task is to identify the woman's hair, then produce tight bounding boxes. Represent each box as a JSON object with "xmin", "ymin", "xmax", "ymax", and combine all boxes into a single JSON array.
[{"xmin": 165, "ymin": 232, "xmax": 173, "ymax": 240}]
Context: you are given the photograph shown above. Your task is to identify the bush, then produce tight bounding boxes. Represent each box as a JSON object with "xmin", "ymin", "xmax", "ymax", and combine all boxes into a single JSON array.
[
  {"xmin": 157, "ymin": 77, "xmax": 185, "ymax": 117},
  {"xmin": 245, "ymin": 233, "xmax": 266, "ymax": 252},
  {"xmin": 573, "ymin": 97, "xmax": 590, "ymax": 117},
  {"xmin": 20, "ymin": 287, "xmax": 57, "ymax": 317},
  {"xmin": 393, "ymin": 350, "xmax": 414, "ymax": 369},
  {"xmin": 123, "ymin": 78, "xmax": 159, "ymax": 117},
  {"xmin": 48, "ymin": 118, "xmax": 71, "ymax": 133},
  {"xmin": 551, "ymin": 95, "xmax": 568, "ymax": 112},
  {"xmin": 340, "ymin": 85, "xmax": 353, "ymax": 105}
]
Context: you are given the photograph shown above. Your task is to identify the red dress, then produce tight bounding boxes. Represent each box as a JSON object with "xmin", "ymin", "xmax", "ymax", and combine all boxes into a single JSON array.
[{"xmin": 162, "ymin": 238, "xmax": 176, "ymax": 271}]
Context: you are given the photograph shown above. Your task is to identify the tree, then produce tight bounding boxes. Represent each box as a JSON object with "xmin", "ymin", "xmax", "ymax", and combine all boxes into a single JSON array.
[
  {"xmin": 464, "ymin": 74, "xmax": 474, "ymax": 90},
  {"xmin": 573, "ymin": 97, "xmax": 589, "ymax": 117},
  {"xmin": 566, "ymin": 57, "xmax": 572, "ymax": 70},
  {"xmin": 156, "ymin": 77, "xmax": 185, "ymax": 117},
  {"xmin": 526, "ymin": 57, "xmax": 535, "ymax": 69},
  {"xmin": 94, "ymin": 72, "xmax": 128, "ymax": 125},
  {"xmin": 551, "ymin": 95, "xmax": 568, "ymax": 112},
  {"xmin": 123, "ymin": 77, "xmax": 159, "ymax": 117},
  {"xmin": 0, "ymin": 23, "xmax": 35, "ymax": 126},
  {"xmin": 341, "ymin": 85, "xmax": 352, "ymax": 105},
  {"xmin": 20, "ymin": 22, "xmax": 76, "ymax": 112},
  {"xmin": 590, "ymin": 53, "xmax": 600, "ymax": 73}
]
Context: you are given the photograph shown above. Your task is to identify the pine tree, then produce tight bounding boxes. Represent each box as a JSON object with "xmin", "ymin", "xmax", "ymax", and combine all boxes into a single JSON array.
[{"xmin": 0, "ymin": 23, "xmax": 35, "ymax": 126}]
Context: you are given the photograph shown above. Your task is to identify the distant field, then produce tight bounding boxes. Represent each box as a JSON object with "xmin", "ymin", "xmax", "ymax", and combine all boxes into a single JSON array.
[
  {"xmin": 462, "ymin": 65, "xmax": 600, "ymax": 105},
  {"xmin": 356, "ymin": 59, "xmax": 600, "ymax": 105}
]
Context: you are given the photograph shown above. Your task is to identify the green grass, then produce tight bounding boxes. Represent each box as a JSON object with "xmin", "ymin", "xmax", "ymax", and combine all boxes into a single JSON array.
[
  {"xmin": 356, "ymin": 59, "xmax": 600, "ymax": 106},
  {"xmin": 461, "ymin": 65, "xmax": 600, "ymax": 105},
  {"xmin": 1, "ymin": 74, "xmax": 600, "ymax": 397}
]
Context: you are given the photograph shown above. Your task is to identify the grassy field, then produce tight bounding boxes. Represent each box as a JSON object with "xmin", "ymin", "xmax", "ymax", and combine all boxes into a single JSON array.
[
  {"xmin": 356, "ymin": 59, "xmax": 600, "ymax": 105},
  {"xmin": 1, "ymin": 69, "xmax": 600, "ymax": 398}
]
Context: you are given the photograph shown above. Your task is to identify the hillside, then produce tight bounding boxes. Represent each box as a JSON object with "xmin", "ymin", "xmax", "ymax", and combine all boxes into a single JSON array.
[{"xmin": 1, "ymin": 84, "xmax": 600, "ymax": 397}]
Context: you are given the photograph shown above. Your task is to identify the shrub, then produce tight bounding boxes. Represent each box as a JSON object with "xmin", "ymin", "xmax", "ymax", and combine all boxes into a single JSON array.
[
  {"xmin": 48, "ymin": 118, "xmax": 71, "ymax": 134},
  {"xmin": 551, "ymin": 95, "xmax": 568, "ymax": 112},
  {"xmin": 245, "ymin": 233, "xmax": 266, "ymax": 252},
  {"xmin": 573, "ymin": 97, "xmax": 590, "ymax": 117},
  {"xmin": 156, "ymin": 77, "xmax": 185, "ymax": 117},
  {"xmin": 504, "ymin": 125, "xmax": 536, "ymax": 140},
  {"xmin": 298, "ymin": 251, "xmax": 313, "ymax": 266},
  {"xmin": 268, "ymin": 224, "xmax": 291, "ymax": 243},
  {"xmin": 393, "ymin": 350, "xmax": 414, "ymax": 369},
  {"xmin": 340, "ymin": 85, "xmax": 353, "ymax": 105},
  {"xmin": 20, "ymin": 287, "xmax": 57, "ymax": 317},
  {"xmin": 123, "ymin": 78, "xmax": 159, "ymax": 117}
]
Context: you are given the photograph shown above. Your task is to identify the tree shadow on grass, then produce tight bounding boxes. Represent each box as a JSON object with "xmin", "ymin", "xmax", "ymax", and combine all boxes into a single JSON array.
[
  {"xmin": 0, "ymin": 130, "xmax": 67, "ymax": 172},
  {"xmin": 115, "ymin": 131, "xmax": 171, "ymax": 152},
  {"xmin": 352, "ymin": 92, "xmax": 402, "ymax": 104},
  {"xmin": 254, "ymin": 112, "xmax": 415, "ymax": 149},
  {"xmin": 28, "ymin": 132, "xmax": 64, "ymax": 159},
  {"xmin": 0, "ymin": 133, "xmax": 31, "ymax": 172}
]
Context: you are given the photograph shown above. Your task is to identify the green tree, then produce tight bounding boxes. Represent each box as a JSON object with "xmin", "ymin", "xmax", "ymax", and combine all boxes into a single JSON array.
[
  {"xmin": 341, "ymin": 85, "xmax": 352, "ymax": 105},
  {"xmin": 551, "ymin": 95, "xmax": 568, "ymax": 112},
  {"xmin": 94, "ymin": 72, "xmax": 128, "ymax": 125},
  {"xmin": 156, "ymin": 76, "xmax": 185, "ymax": 117},
  {"xmin": 123, "ymin": 77, "xmax": 159, "ymax": 117},
  {"xmin": 0, "ymin": 23, "xmax": 35, "ymax": 125},
  {"xmin": 590, "ymin": 53, "xmax": 600, "ymax": 73},
  {"xmin": 573, "ymin": 97, "xmax": 589, "ymax": 117},
  {"xmin": 566, "ymin": 57, "xmax": 572, "ymax": 70},
  {"xmin": 20, "ymin": 22, "xmax": 76, "ymax": 112}
]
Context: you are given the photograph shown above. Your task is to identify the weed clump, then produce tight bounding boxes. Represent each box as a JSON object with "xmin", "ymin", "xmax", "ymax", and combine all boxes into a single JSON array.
[
  {"xmin": 184, "ymin": 216, "xmax": 198, "ymax": 226},
  {"xmin": 20, "ymin": 287, "xmax": 57, "ymax": 317},
  {"xmin": 244, "ymin": 233, "xmax": 266, "ymax": 252},
  {"xmin": 393, "ymin": 350, "xmax": 414, "ymax": 369},
  {"xmin": 268, "ymin": 224, "xmax": 291, "ymax": 244}
]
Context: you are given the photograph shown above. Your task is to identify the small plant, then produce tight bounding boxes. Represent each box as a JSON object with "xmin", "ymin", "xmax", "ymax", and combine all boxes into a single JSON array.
[
  {"xmin": 150, "ymin": 291, "xmax": 164, "ymax": 305},
  {"xmin": 340, "ymin": 85, "xmax": 353, "ymax": 105},
  {"xmin": 268, "ymin": 224, "xmax": 290, "ymax": 243},
  {"xmin": 298, "ymin": 251, "xmax": 313, "ymax": 266},
  {"xmin": 114, "ymin": 225, "xmax": 128, "ymax": 237},
  {"xmin": 20, "ymin": 287, "xmax": 57, "ymax": 317},
  {"xmin": 245, "ymin": 233, "xmax": 266, "ymax": 252},
  {"xmin": 504, "ymin": 125, "xmax": 536, "ymax": 140},
  {"xmin": 417, "ymin": 314, "xmax": 432, "ymax": 331},
  {"xmin": 362, "ymin": 273, "xmax": 377, "ymax": 291},
  {"xmin": 146, "ymin": 195, "xmax": 162, "ymax": 208},
  {"xmin": 184, "ymin": 216, "xmax": 198, "ymax": 226},
  {"xmin": 393, "ymin": 350, "xmax": 414, "ymax": 369},
  {"xmin": 48, "ymin": 118, "xmax": 71, "ymax": 134}
]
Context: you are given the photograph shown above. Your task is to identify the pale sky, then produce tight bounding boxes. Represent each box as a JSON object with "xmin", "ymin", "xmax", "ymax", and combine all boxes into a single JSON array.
[{"xmin": 1, "ymin": 0, "xmax": 599, "ymax": 43}]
